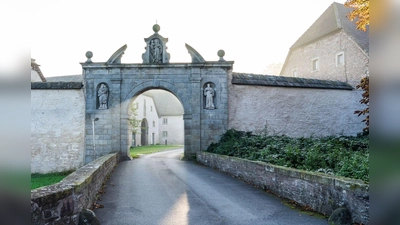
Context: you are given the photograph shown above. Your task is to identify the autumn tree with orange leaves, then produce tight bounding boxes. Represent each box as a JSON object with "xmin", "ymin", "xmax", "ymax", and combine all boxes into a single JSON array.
[
  {"xmin": 345, "ymin": 0, "xmax": 369, "ymax": 133},
  {"xmin": 345, "ymin": 0, "xmax": 369, "ymax": 31}
]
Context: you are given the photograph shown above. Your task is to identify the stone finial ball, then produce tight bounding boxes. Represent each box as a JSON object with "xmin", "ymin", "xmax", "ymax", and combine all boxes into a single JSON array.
[
  {"xmin": 217, "ymin": 50, "xmax": 225, "ymax": 58},
  {"xmin": 153, "ymin": 24, "xmax": 160, "ymax": 33},
  {"xmin": 86, "ymin": 51, "xmax": 93, "ymax": 59}
]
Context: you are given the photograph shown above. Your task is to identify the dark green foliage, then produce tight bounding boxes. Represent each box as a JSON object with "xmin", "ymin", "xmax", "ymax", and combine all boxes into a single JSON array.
[{"xmin": 206, "ymin": 129, "xmax": 369, "ymax": 182}]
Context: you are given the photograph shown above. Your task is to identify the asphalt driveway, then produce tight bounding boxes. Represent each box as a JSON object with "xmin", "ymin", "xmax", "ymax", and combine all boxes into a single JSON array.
[{"xmin": 93, "ymin": 149, "xmax": 328, "ymax": 225}]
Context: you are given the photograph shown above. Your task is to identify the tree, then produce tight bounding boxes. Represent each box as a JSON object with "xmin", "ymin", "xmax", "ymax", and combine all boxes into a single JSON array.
[
  {"xmin": 345, "ymin": 0, "xmax": 369, "ymax": 132},
  {"xmin": 345, "ymin": 0, "xmax": 369, "ymax": 31},
  {"xmin": 129, "ymin": 104, "xmax": 141, "ymax": 134},
  {"xmin": 354, "ymin": 76, "xmax": 369, "ymax": 132}
]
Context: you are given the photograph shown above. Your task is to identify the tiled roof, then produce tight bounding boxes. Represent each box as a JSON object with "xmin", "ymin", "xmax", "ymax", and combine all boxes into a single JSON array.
[
  {"xmin": 143, "ymin": 90, "xmax": 184, "ymax": 116},
  {"xmin": 232, "ymin": 72, "xmax": 353, "ymax": 90},
  {"xmin": 45, "ymin": 75, "xmax": 83, "ymax": 82},
  {"xmin": 31, "ymin": 82, "xmax": 83, "ymax": 89},
  {"xmin": 291, "ymin": 2, "xmax": 368, "ymax": 53}
]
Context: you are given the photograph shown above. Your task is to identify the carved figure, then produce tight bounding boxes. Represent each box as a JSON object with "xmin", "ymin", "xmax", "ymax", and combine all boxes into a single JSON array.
[
  {"xmin": 98, "ymin": 84, "xmax": 108, "ymax": 109},
  {"xmin": 150, "ymin": 39, "xmax": 162, "ymax": 63},
  {"xmin": 204, "ymin": 83, "xmax": 215, "ymax": 109}
]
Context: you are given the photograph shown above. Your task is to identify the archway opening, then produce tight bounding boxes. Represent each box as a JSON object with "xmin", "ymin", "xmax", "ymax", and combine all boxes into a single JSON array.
[{"xmin": 128, "ymin": 89, "xmax": 184, "ymax": 149}]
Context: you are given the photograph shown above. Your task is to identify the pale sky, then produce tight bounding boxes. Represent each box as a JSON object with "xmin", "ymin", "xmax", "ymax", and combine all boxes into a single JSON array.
[{"xmin": 29, "ymin": 0, "xmax": 347, "ymax": 77}]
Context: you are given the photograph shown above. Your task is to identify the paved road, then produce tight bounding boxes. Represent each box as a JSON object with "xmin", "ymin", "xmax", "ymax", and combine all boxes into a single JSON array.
[{"xmin": 94, "ymin": 149, "xmax": 328, "ymax": 225}]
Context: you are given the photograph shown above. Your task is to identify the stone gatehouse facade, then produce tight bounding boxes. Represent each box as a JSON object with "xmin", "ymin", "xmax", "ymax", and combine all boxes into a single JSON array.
[
  {"xmin": 83, "ymin": 62, "xmax": 232, "ymax": 162},
  {"xmin": 31, "ymin": 24, "xmax": 365, "ymax": 172},
  {"xmin": 82, "ymin": 24, "xmax": 233, "ymax": 162}
]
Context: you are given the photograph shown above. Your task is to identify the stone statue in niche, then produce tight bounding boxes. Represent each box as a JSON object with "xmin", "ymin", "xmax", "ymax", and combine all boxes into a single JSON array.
[
  {"xmin": 142, "ymin": 24, "xmax": 170, "ymax": 64},
  {"xmin": 204, "ymin": 83, "xmax": 215, "ymax": 110},
  {"xmin": 150, "ymin": 38, "xmax": 162, "ymax": 63},
  {"xmin": 98, "ymin": 84, "xmax": 108, "ymax": 109}
]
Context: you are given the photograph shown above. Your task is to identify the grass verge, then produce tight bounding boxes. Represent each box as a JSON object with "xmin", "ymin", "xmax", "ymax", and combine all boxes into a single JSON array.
[
  {"xmin": 31, "ymin": 171, "xmax": 73, "ymax": 190},
  {"xmin": 130, "ymin": 145, "xmax": 183, "ymax": 158}
]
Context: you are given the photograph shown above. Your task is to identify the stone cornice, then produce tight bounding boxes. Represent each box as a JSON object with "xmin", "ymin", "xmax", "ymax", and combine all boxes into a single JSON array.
[{"xmin": 80, "ymin": 61, "xmax": 234, "ymax": 69}]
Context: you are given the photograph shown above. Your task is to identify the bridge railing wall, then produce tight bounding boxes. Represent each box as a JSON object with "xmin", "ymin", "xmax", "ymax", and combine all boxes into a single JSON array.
[
  {"xmin": 31, "ymin": 153, "xmax": 118, "ymax": 224},
  {"xmin": 197, "ymin": 151, "xmax": 369, "ymax": 224}
]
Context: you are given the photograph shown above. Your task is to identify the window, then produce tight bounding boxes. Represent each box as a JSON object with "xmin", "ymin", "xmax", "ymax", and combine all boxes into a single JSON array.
[
  {"xmin": 292, "ymin": 69, "xmax": 298, "ymax": 77},
  {"xmin": 336, "ymin": 52, "xmax": 344, "ymax": 66},
  {"xmin": 312, "ymin": 58, "xmax": 319, "ymax": 71},
  {"xmin": 163, "ymin": 118, "xmax": 168, "ymax": 125},
  {"xmin": 153, "ymin": 121, "xmax": 155, "ymax": 127},
  {"xmin": 162, "ymin": 131, "xmax": 168, "ymax": 138}
]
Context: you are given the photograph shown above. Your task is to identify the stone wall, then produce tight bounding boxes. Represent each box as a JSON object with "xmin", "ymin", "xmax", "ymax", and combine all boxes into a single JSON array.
[
  {"xmin": 280, "ymin": 30, "xmax": 369, "ymax": 88},
  {"xmin": 197, "ymin": 152, "xmax": 369, "ymax": 224},
  {"xmin": 31, "ymin": 153, "xmax": 118, "ymax": 225},
  {"xmin": 31, "ymin": 83, "xmax": 85, "ymax": 173},
  {"xmin": 228, "ymin": 73, "xmax": 365, "ymax": 137}
]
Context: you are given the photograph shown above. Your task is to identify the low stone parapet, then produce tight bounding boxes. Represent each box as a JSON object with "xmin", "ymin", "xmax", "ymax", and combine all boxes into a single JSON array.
[
  {"xmin": 197, "ymin": 151, "xmax": 369, "ymax": 224},
  {"xmin": 31, "ymin": 153, "xmax": 118, "ymax": 225}
]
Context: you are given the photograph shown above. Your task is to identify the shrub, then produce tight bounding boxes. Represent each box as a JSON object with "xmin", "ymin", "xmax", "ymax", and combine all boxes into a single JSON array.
[{"xmin": 206, "ymin": 129, "xmax": 369, "ymax": 182}]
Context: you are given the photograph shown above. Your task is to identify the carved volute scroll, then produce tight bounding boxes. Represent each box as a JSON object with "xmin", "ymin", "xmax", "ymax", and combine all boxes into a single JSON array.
[
  {"xmin": 142, "ymin": 24, "xmax": 170, "ymax": 64},
  {"xmin": 107, "ymin": 44, "xmax": 127, "ymax": 64},
  {"xmin": 97, "ymin": 83, "xmax": 109, "ymax": 110},
  {"xmin": 185, "ymin": 43, "xmax": 206, "ymax": 63}
]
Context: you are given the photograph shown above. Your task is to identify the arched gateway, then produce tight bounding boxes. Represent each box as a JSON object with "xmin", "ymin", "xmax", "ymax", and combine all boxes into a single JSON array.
[{"xmin": 82, "ymin": 25, "xmax": 233, "ymax": 162}]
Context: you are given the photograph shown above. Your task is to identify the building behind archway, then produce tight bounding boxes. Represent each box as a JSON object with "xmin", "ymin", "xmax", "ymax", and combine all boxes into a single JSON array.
[{"xmin": 129, "ymin": 90, "xmax": 184, "ymax": 147}]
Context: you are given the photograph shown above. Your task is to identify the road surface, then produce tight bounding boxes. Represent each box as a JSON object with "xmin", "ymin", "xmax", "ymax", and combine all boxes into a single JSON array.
[{"xmin": 93, "ymin": 149, "xmax": 328, "ymax": 225}]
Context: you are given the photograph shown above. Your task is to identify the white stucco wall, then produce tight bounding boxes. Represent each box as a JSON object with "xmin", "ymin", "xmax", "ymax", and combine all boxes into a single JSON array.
[
  {"xmin": 228, "ymin": 84, "xmax": 365, "ymax": 137},
  {"xmin": 31, "ymin": 89, "xmax": 85, "ymax": 174},
  {"xmin": 131, "ymin": 94, "xmax": 160, "ymax": 146},
  {"xmin": 159, "ymin": 116, "xmax": 184, "ymax": 145}
]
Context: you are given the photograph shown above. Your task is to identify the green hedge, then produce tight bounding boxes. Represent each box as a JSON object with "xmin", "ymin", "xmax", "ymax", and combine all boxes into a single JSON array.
[{"xmin": 206, "ymin": 129, "xmax": 369, "ymax": 182}]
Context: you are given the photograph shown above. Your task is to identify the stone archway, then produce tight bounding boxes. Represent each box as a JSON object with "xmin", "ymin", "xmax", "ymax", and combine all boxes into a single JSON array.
[{"xmin": 82, "ymin": 25, "xmax": 233, "ymax": 163}]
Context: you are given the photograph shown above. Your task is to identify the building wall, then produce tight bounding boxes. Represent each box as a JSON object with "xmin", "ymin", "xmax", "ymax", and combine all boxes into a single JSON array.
[
  {"xmin": 31, "ymin": 89, "xmax": 85, "ymax": 173},
  {"xmin": 228, "ymin": 83, "xmax": 365, "ymax": 137},
  {"xmin": 131, "ymin": 94, "xmax": 160, "ymax": 146},
  {"xmin": 280, "ymin": 30, "xmax": 369, "ymax": 88},
  {"xmin": 159, "ymin": 116, "xmax": 184, "ymax": 145}
]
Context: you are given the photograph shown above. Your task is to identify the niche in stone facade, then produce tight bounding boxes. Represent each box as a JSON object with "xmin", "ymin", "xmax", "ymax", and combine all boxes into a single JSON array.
[
  {"xmin": 96, "ymin": 83, "xmax": 109, "ymax": 110},
  {"xmin": 203, "ymin": 82, "xmax": 216, "ymax": 110},
  {"xmin": 142, "ymin": 24, "xmax": 170, "ymax": 64}
]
